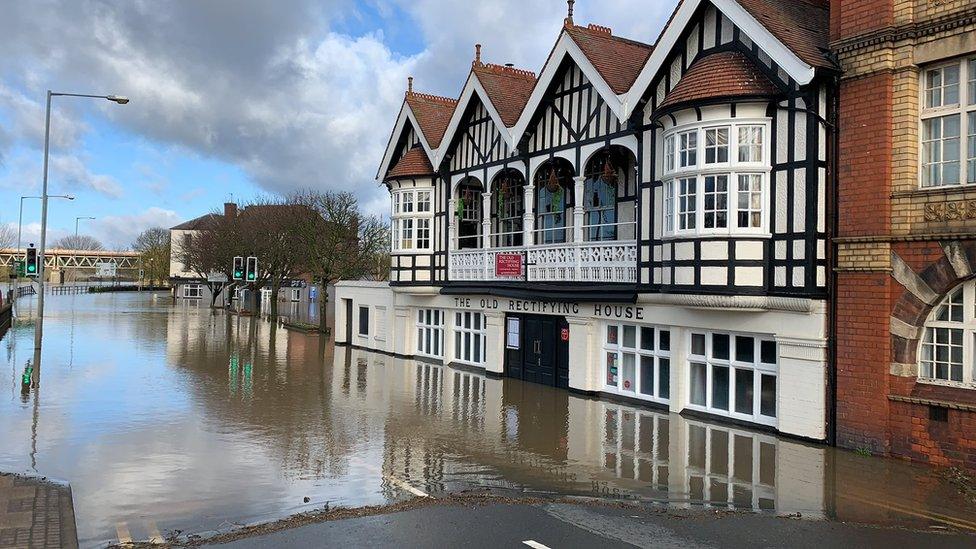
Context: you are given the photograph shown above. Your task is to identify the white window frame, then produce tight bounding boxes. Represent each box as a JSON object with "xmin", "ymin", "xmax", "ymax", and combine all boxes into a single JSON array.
[
  {"xmin": 918, "ymin": 281, "xmax": 976, "ymax": 389},
  {"xmin": 454, "ymin": 311, "xmax": 486, "ymax": 365},
  {"xmin": 182, "ymin": 284, "xmax": 202, "ymax": 299},
  {"xmin": 417, "ymin": 308, "xmax": 445, "ymax": 358},
  {"xmin": 391, "ymin": 187, "xmax": 434, "ymax": 253},
  {"xmin": 662, "ymin": 119, "xmax": 771, "ymax": 238},
  {"xmin": 686, "ymin": 330, "xmax": 778, "ymax": 427},
  {"xmin": 604, "ymin": 323, "xmax": 672, "ymax": 404},
  {"xmin": 291, "ymin": 288, "xmax": 301, "ymax": 302},
  {"xmin": 919, "ymin": 57, "xmax": 976, "ymax": 188},
  {"xmin": 358, "ymin": 306, "xmax": 370, "ymax": 338}
]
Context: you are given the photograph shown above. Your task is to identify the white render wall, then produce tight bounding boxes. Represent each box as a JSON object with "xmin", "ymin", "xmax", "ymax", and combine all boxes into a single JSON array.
[{"xmin": 334, "ymin": 283, "xmax": 828, "ymax": 441}]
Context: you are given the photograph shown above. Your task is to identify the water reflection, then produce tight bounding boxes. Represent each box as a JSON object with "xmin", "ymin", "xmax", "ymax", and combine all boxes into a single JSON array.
[{"xmin": 0, "ymin": 293, "xmax": 974, "ymax": 547}]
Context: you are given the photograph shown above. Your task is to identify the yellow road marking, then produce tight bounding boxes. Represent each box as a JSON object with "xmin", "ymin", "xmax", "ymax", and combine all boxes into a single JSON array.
[
  {"xmin": 838, "ymin": 493, "xmax": 976, "ymax": 532},
  {"xmin": 115, "ymin": 522, "xmax": 132, "ymax": 545},
  {"xmin": 147, "ymin": 520, "xmax": 164, "ymax": 544}
]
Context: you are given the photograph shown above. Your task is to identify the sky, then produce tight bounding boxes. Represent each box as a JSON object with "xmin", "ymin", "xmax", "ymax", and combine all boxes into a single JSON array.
[{"xmin": 0, "ymin": 0, "xmax": 678, "ymax": 250}]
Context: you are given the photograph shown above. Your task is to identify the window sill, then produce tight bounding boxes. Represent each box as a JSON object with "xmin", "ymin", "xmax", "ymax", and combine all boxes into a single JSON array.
[
  {"xmin": 891, "ymin": 184, "xmax": 976, "ymax": 199},
  {"xmin": 915, "ymin": 378, "xmax": 976, "ymax": 392},
  {"xmin": 391, "ymin": 250, "xmax": 433, "ymax": 256},
  {"xmin": 683, "ymin": 404, "xmax": 777, "ymax": 427},
  {"xmin": 661, "ymin": 232, "xmax": 771, "ymax": 241}
]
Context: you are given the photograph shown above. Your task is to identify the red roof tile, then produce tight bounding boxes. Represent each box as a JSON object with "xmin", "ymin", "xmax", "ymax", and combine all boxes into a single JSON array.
[
  {"xmin": 734, "ymin": 0, "xmax": 832, "ymax": 70},
  {"xmin": 385, "ymin": 146, "xmax": 435, "ymax": 180},
  {"xmin": 473, "ymin": 63, "xmax": 537, "ymax": 127},
  {"xmin": 658, "ymin": 50, "xmax": 779, "ymax": 111},
  {"xmin": 564, "ymin": 24, "xmax": 653, "ymax": 94},
  {"xmin": 405, "ymin": 92, "xmax": 458, "ymax": 148}
]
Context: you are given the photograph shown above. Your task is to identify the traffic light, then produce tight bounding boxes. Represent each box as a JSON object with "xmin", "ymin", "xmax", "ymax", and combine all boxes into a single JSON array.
[
  {"xmin": 233, "ymin": 256, "xmax": 244, "ymax": 281},
  {"xmin": 245, "ymin": 256, "xmax": 258, "ymax": 282},
  {"xmin": 25, "ymin": 246, "xmax": 38, "ymax": 277}
]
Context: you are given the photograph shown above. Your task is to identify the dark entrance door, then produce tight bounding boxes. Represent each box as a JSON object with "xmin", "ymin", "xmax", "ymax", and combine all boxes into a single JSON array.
[
  {"xmin": 343, "ymin": 298, "xmax": 353, "ymax": 343},
  {"xmin": 504, "ymin": 314, "xmax": 569, "ymax": 389}
]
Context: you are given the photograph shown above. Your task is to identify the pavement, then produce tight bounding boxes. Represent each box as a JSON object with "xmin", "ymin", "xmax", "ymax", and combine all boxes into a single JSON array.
[
  {"xmin": 0, "ymin": 473, "xmax": 77, "ymax": 549},
  {"xmin": 203, "ymin": 501, "xmax": 976, "ymax": 549}
]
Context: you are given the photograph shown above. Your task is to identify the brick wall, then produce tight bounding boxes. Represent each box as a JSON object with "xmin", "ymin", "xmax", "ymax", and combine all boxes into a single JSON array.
[
  {"xmin": 831, "ymin": 0, "xmax": 976, "ymax": 469},
  {"xmin": 835, "ymin": 274, "xmax": 891, "ymax": 452},
  {"xmin": 837, "ymin": 73, "xmax": 892, "ymax": 238}
]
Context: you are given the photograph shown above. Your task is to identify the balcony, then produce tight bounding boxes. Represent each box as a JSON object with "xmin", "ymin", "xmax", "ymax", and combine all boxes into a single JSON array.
[{"xmin": 449, "ymin": 239, "xmax": 638, "ymax": 283}]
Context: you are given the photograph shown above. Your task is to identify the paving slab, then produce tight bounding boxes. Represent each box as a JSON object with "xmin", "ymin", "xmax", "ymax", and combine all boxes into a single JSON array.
[{"xmin": 0, "ymin": 473, "xmax": 77, "ymax": 549}]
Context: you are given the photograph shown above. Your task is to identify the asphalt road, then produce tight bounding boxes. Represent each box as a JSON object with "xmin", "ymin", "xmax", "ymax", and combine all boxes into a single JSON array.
[{"xmin": 204, "ymin": 502, "xmax": 976, "ymax": 548}]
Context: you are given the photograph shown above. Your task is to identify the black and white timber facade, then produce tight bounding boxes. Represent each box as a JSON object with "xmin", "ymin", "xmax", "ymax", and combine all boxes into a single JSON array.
[{"xmin": 336, "ymin": 0, "xmax": 837, "ymax": 440}]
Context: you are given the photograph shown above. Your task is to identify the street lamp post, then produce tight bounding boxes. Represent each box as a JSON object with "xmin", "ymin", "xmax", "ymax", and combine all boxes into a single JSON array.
[
  {"xmin": 32, "ymin": 90, "xmax": 128, "ymax": 383},
  {"xmin": 74, "ymin": 216, "xmax": 95, "ymax": 237},
  {"xmin": 17, "ymin": 195, "xmax": 73, "ymax": 252}
]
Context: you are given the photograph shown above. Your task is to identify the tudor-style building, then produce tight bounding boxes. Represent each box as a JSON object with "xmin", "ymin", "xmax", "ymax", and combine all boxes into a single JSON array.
[
  {"xmin": 832, "ymin": 0, "xmax": 976, "ymax": 467},
  {"xmin": 337, "ymin": 0, "xmax": 837, "ymax": 440}
]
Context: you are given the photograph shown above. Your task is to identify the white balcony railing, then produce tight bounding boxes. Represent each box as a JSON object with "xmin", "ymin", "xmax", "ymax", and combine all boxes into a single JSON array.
[{"xmin": 449, "ymin": 240, "xmax": 638, "ymax": 283}]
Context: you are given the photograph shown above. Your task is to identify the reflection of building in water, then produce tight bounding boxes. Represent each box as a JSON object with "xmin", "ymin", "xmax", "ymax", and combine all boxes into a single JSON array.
[{"xmin": 340, "ymin": 346, "xmax": 827, "ymax": 516}]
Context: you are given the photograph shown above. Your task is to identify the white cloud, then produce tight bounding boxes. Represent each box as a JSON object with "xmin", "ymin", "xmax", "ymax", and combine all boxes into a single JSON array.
[
  {"xmin": 0, "ymin": 0, "xmax": 678, "ymax": 216},
  {"xmin": 91, "ymin": 207, "xmax": 183, "ymax": 249}
]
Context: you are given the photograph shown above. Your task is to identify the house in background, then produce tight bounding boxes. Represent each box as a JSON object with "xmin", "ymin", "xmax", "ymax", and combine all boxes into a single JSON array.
[{"xmin": 169, "ymin": 202, "xmax": 320, "ymax": 312}]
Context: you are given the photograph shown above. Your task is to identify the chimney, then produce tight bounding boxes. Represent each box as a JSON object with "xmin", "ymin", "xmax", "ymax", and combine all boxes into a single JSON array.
[
  {"xmin": 224, "ymin": 202, "xmax": 237, "ymax": 219},
  {"xmin": 565, "ymin": 0, "xmax": 575, "ymax": 27},
  {"xmin": 474, "ymin": 44, "xmax": 482, "ymax": 67},
  {"xmin": 408, "ymin": 76, "xmax": 413, "ymax": 94}
]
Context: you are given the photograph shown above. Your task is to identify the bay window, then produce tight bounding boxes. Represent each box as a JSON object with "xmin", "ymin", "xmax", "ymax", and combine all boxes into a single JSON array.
[
  {"xmin": 920, "ymin": 57, "xmax": 976, "ymax": 187},
  {"xmin": 919, "ymin": 280, "xmax": 976, "ymax": 388},
  {"xmin": 661, "ymin": 120, "xmax": 769, "ymax": 237},
  {"xmin": 392, "ymin": 188, "xmax": 433, "ymax": 252},
  {"xmin": 688, "ymin": 331, "xmax": 778, "ymax": 426}
]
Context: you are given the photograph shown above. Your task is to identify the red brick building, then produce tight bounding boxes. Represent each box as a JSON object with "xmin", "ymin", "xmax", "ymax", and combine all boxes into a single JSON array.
[{"xmin": 832, "ymin": 0, "xmax": 976, "ymax": 467}]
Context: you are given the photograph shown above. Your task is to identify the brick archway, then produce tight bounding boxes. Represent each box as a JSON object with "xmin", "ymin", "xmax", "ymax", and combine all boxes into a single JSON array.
[{"xmin": 889, "ymin": 241, "xmax": 976, "ymax": 374}]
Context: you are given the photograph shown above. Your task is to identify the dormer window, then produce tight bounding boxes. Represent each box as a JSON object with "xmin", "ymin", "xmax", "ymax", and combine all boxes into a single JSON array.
[{"xmin": 662, "ymin": 119, "xmax": 770, "ymax": 237}]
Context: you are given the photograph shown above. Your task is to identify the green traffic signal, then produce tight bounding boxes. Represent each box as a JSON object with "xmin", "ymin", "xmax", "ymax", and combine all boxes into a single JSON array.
[{"xmin": 27, "ymin": 265, "xmax": 36, "ymax": 273}]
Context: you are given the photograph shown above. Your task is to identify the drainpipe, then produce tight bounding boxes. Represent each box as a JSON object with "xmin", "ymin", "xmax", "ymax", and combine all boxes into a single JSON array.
[{"xmin": 827, "ymin": 74, "xmax": 841, "ymax": 447}]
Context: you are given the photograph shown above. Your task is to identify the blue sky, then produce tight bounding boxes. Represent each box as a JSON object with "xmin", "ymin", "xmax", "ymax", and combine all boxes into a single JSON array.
[{"xmin": 0, "ymin": 0, "xmax": 677, "ymax": 250}]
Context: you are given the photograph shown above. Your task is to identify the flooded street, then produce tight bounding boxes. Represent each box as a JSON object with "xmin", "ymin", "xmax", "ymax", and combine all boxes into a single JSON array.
[{"xmin": 1, "ymin": 293, "xmax": 975, "ymax": 547}]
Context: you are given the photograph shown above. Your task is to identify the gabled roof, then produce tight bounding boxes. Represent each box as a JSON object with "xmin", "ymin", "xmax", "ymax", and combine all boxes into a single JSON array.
[
  {"xmin": 734, "ymin": 0, "xmax": 831, "ymax": 70},
  {"xmin": 658, "ymin": 51, "xmax": 778, "ymax": 112},
  {"xmin": 171, "ymin": 213, "xmax": 219, "ymax": 231},
  {"xmin": 377, "ymin": 87, "xmax": 459, "ymax": 181},
  {"xmin": 472, "ymin": 63, "xmax": 537, "ymax": 127},
  {"xmin": 386, "ymin": 145, "xmax": 435, "ymax": 180},
  {"xmin": 564, "ymin": 24, "xmax": 653, "ymax": 94},
  {"xmin": 624, "ymin": 0, "xmax": 833, "ymax": 118},
  {"xmin": 404, "ymin": 91, "xmax": 458, "ymax": 149}
]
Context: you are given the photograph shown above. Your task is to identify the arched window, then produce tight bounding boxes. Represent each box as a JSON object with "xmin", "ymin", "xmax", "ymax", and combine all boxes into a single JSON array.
[
  {"xmin": 492, "ymin": 169, "xmax": 524, "ymax": 248},
  {"xmin": 456, "ymin": 178, "xmax": 483, "ymax": 249},
  {"xmin": 535, "ymin": 159, "xmax": 573, "ymax": 244},
  {"xmin": 920, "ymin": 281, "xmax": 975, "ymax": 387},
  {"xmin": 584, "ymin": 147, "xmax": 635, "ymax": 242}
]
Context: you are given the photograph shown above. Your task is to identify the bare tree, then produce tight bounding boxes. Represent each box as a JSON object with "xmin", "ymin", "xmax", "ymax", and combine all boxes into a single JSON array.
[
  {"xmin": 53, "ymin": 234, "xmax": 104, "ymax": 250},
  {"xmin": 240, "ymin": 198, "xmax": 315, "ymax": 318},
  {"xmin": 178, "ymin": 212, "xmax": 242, "ymax": 308},
  {"xmin": 291, "ymin": 190, "xmax": 390, "ymax": 329},
  {"xmin": 0, "ymin": 222, "xmax": 14, "ymax": 249},
  {"xmin": 132, "ymin": 227, "xmax": 171, "ymax": 286}
]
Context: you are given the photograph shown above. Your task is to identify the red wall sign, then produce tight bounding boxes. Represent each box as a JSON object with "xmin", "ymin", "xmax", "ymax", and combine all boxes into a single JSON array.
[
  {"xmin": 495, "ymin": 253, "xmax": 523, "ymax": 277},
  {"xmin": 561, "ymin": 328, "xmax": 570, "ymax": 341}
]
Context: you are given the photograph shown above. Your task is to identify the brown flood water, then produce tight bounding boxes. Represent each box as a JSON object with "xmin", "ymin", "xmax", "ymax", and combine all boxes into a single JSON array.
[{"xmin": 1, "ymin": 292, "xmax": 975, "ymax": 547}]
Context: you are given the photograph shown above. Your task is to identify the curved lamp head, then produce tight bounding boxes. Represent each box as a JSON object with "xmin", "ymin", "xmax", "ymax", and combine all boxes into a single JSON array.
[{"xmin": 106, "ymin": 95, "xmax": 130, "ymax": 105}]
